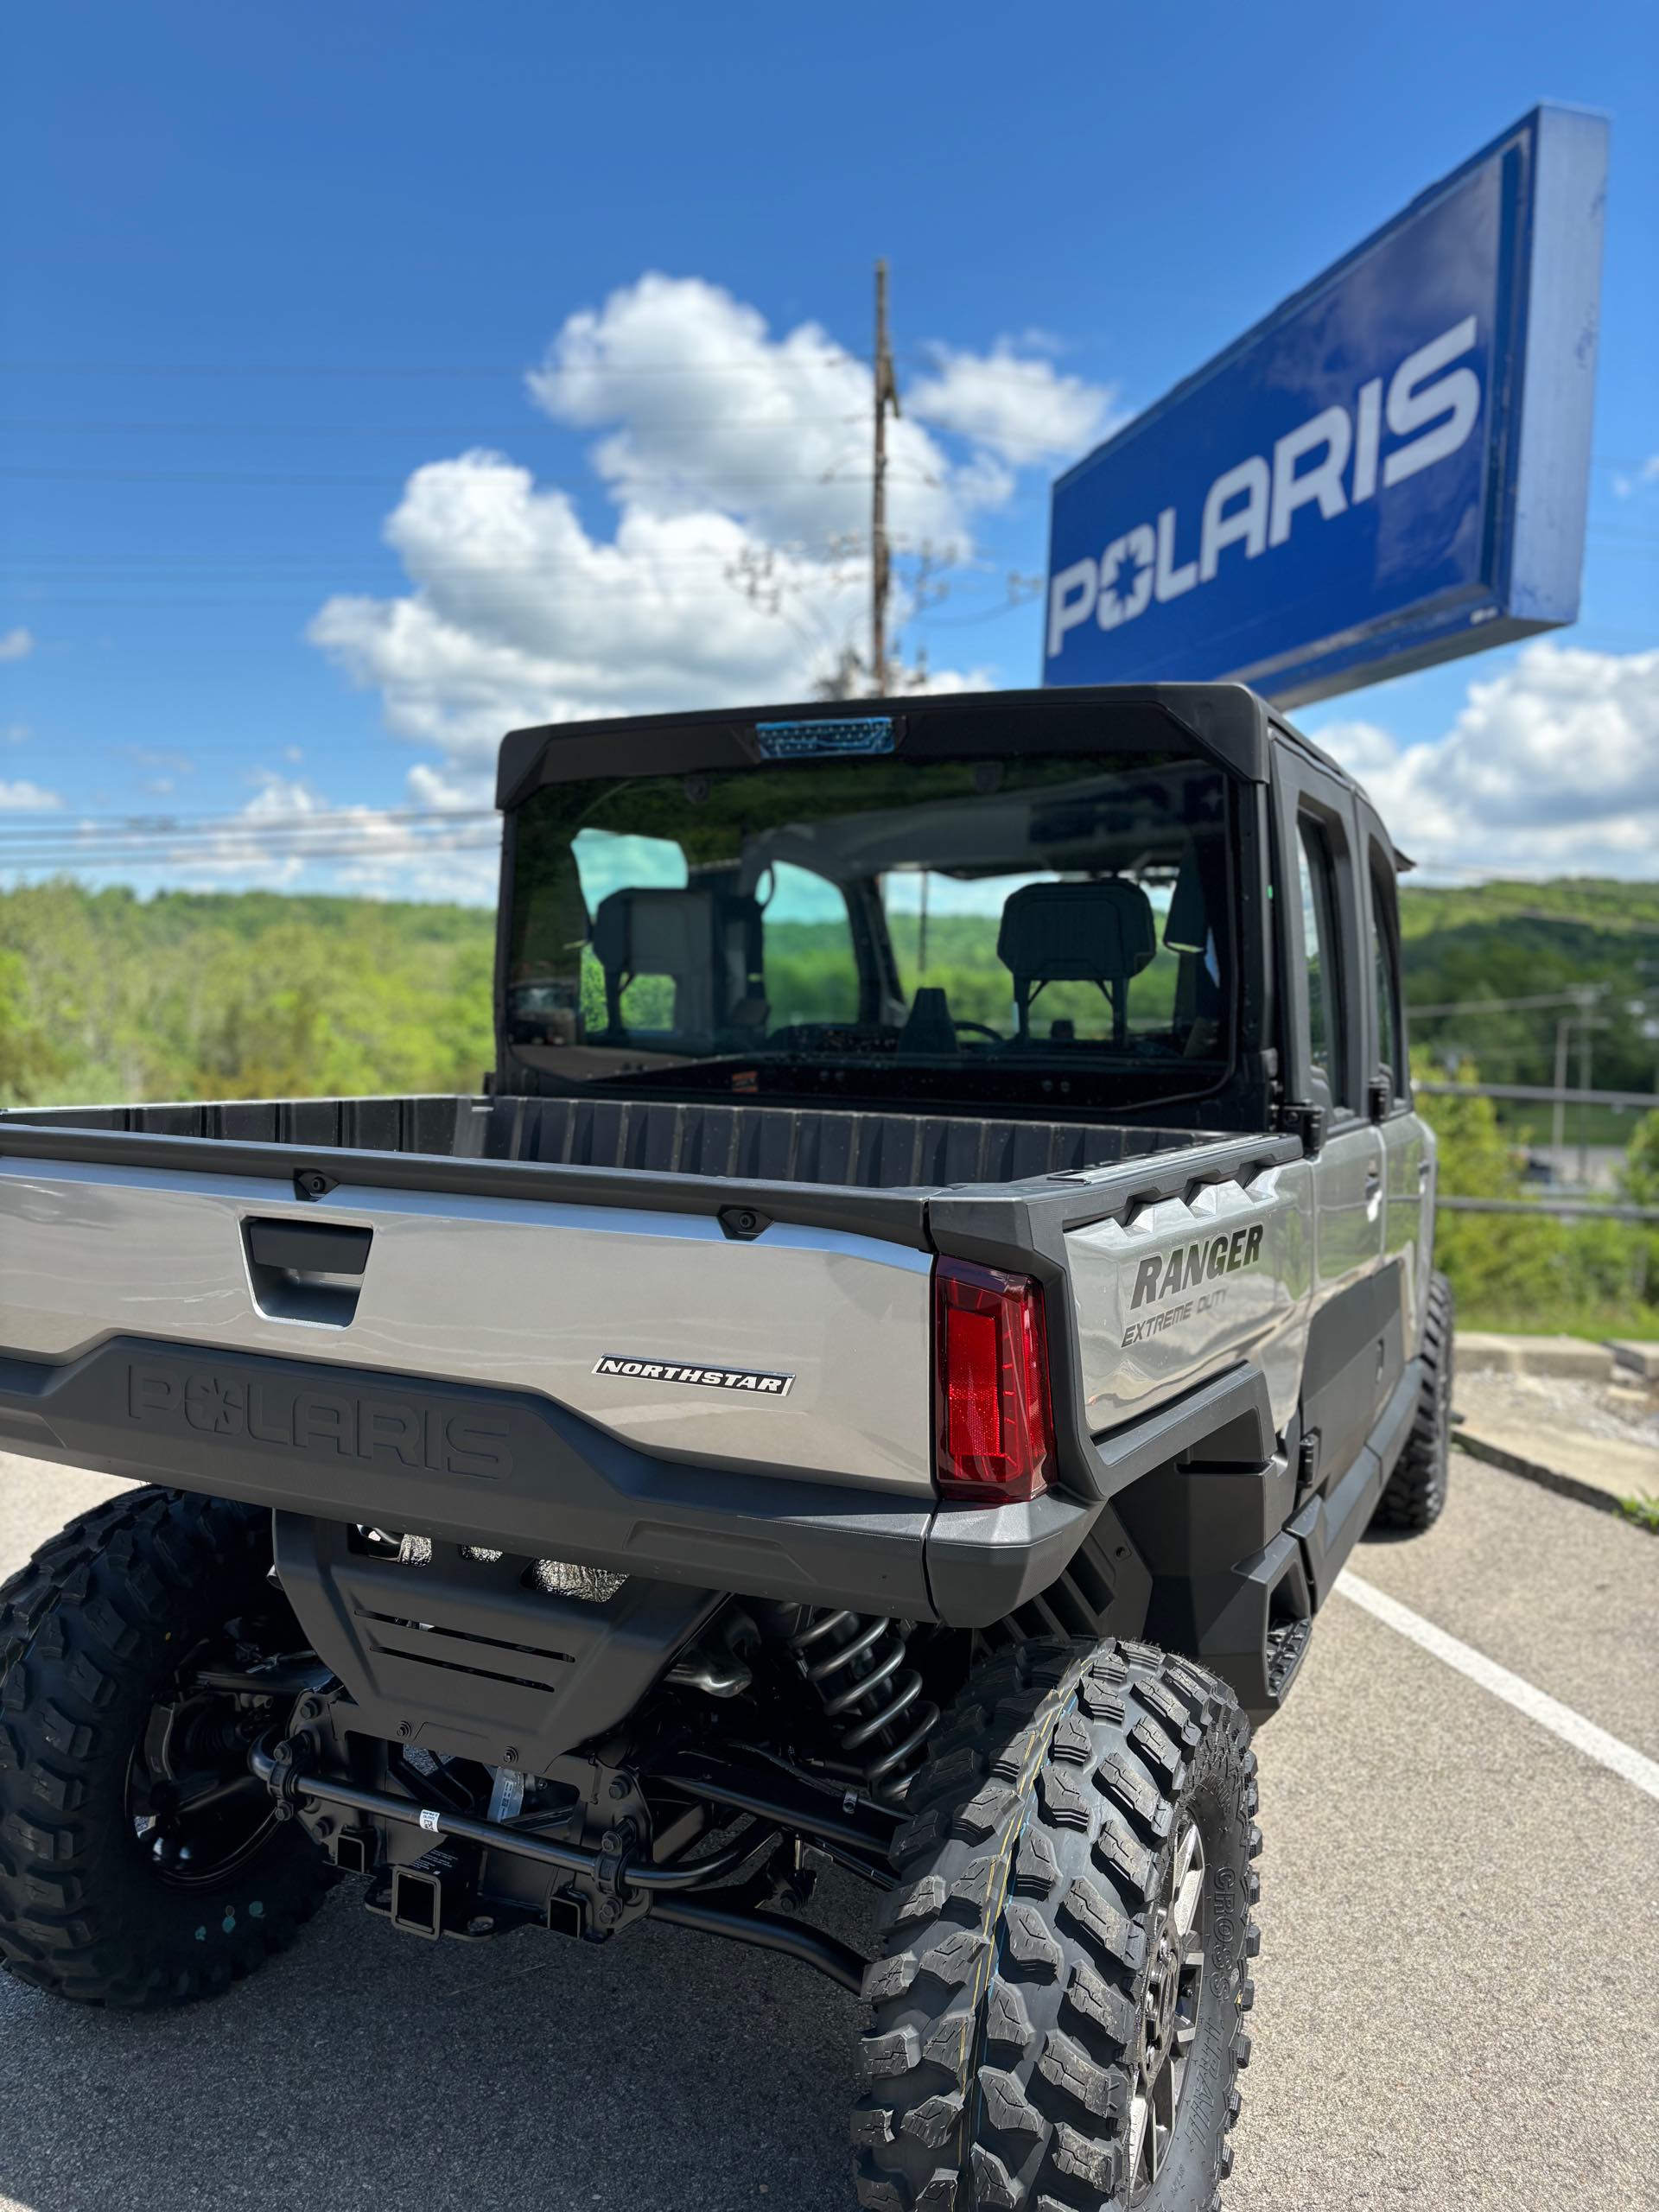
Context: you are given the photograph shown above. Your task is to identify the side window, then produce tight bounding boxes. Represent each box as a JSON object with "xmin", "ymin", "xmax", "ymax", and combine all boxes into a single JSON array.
[
  {"xmin": 1296, "ymin": 814, "xmax": 1348, "ymax": 1108},
  {"xmin": 1369, "ymin": 843, "xmax": 1405, "ymax": 1101}
]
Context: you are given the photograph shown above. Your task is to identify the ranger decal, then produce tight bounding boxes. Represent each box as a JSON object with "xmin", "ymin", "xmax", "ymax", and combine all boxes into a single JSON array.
[{"xmin": 1128, "ymin": 1222, "xmax": 1265, "ymax": 1312}]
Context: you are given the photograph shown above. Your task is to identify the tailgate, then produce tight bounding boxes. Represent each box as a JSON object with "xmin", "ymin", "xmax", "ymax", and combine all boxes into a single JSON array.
[{"xmin": 0, "ymin": 1148, "xmax": 937, "ymax": 1497}]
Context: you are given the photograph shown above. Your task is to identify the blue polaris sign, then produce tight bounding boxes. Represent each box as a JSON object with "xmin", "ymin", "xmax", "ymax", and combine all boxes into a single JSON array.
[{"xmin": 1044, "ymin": 105, "xmax": 1608, "ymax": 706}]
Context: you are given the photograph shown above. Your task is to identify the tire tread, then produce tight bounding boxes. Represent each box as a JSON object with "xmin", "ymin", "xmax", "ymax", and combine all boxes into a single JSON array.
[
  {"xmin": 0, "ymin": 1487, "xmax": 330, "ymax": 2009},
  {"xmin": 852, "ymin": 1638, "xmax": 1257, "ymax": 2209},
  {"xmin": 1374, "ymin": 1270, "xmax": 1455, "ymax": 1532}
]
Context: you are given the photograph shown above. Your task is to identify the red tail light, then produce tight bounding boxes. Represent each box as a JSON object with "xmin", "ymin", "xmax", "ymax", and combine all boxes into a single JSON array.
[{"xmin": 933, "ymin": 1257, "xmax": 1055, "ymax": 1504}]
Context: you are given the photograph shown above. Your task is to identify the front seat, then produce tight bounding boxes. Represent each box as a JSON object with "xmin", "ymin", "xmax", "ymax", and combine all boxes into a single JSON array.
[
  {"xmin": 589, "ymin": 887, "xmax": 766, "ymax": 1040},
  {"xmin": 996, "ymin": 878, "xmax": 1157, "ymax": 1043}
]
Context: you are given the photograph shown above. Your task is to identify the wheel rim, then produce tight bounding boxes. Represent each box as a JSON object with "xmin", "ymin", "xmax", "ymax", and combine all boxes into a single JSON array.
[
  {"xmin": 1126, "ymin": 1814, "xmax": 1206, "ymax": 2203},
  {"xmin": 126, "ymin": 1660, "xmax": 277, "ymax": 1889}
]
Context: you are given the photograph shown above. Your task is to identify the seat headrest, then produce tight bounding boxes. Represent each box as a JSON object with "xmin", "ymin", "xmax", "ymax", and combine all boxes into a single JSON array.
[
  {"xmin": 590, "ymin": 887, "xmax": 715, "ymax": 976},
  {"xmin": 996, "ymin": 879, "xmax": 1158, "ymax": 985},
  {"xmin": 591, "ymin": 887, "xmax": 764, "ymax": 973}
]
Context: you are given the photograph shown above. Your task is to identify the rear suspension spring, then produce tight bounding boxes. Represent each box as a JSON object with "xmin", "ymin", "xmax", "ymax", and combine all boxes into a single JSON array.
[{"xmin": 782, "ymin": 1608, "xmax": 939, "ymax": 1803}]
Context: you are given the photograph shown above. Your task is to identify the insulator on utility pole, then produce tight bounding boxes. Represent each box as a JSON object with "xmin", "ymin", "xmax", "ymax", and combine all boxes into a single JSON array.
[{"xmin": 871, "ymin": 258, "xmax": 900, "ymax": 697}]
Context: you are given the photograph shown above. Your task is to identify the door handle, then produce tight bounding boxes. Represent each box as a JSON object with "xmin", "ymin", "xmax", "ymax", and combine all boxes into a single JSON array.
[
  {"xmin": 242, "ymin": 1216, "xmax": 370, "ymax": 1327},
  {"xmin": 1363, "ymin": 1168, "xmax": 1382, "ymax": 1224},
  {"xmin": 244, "ymin": 1217, "xmax": 372, "ymax": 1275}
]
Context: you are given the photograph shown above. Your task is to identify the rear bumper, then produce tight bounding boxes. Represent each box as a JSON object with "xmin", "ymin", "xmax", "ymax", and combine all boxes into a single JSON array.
[{"xmin": 0, "ymin": 1336, "xmax": 1101, "ymax": 1630}]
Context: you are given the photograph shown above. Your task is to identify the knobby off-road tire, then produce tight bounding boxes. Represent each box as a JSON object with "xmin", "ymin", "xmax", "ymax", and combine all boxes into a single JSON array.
[
  {"xmin": 853, "ymin": 1639, "xmax": 1259, "ymax": 2212},
  {"xmin": 0, "ymin": 1487, "xmax": 331, "ymax": 2007},
  {"xmin": 1372, "ymin": 1269, "xmax": 1455, "ymax": 1535}
]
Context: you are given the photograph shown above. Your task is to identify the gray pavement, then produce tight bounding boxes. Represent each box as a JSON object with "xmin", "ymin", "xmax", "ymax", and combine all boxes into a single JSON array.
[{"xmin": 1, "ymin": 1450, "xmax": 1656, "ymax": 2212}]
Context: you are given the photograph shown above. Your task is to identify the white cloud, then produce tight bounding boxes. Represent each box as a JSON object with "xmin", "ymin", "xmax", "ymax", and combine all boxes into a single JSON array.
[
  {"xmin": 310, "ymin": 276, "xmax": 1072, "ymax": 803},
  {"xmin": 3, "ymin": 723, "xmax": 30, "ymax": 746},
  {"xmin": 1611, "ymin": 455, "xmax": 1659, "ymax": 498},
  {"xmin": 310, "ymin": 457, "xmax": 862, "ymax": 774},
  {"xmin": 0, "ymin": 628, "xmax": 34, "ymax": 664},
  {"xmin": 525, "ymin": 272, "xmax": 988, "ymax": 549},
  {"xmin": 0, "ymin": 779, "xmax": 60, "ymax": 810},
  {"xmin": 1313, "ymin": 644, "xmax": 1659, "ymax": 875},
  {"xmin": 908, "ymin": 341, "xmax": 1124, "ymax": 467}
]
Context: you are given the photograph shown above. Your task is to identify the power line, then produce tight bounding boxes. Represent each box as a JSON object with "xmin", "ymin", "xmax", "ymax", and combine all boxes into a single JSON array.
[
  {"xmin": 0, "ymin": 832, "xmax": 499, "ymax": 858},
  {"xmin": 0, "ymin": 823, "xmax": 504, "ymax": 862},
  {"xmin": 0, "ymin": 812, "xmax": 498, "ymax": 839},
  {"xmin": 0, "ymin": 411, "xmax": 874, "ymax": 438},
  {"xmin": 0, "ymin": 802, "xmax": 495, "ymax": 825},
  {"xmin": 0, "ymin": 848, "xmax": 501, "ymax": 878},
  {"xmin": 0, "ymin": 823, "xmax": 499, "ymax": 849},
  {"xmin": 2, "ymin": 591, "xmax": 859, "ymax": 610},
  {"xmin": 1, "ymin": 536, "xmax": 941, "ymax": 566},
  {"xmin": 0, "ymin": 805, "xmax": 502, "ymax": 868},
  {"xmin": 0, "ymin": 356, "xmax": 876, "ymax": 378},
  {"xmin": 0, "ymin": 558, "xmax": 917, "ymax": 586},
  {"xmin": 3, "ymin": 830, "xmax": 500, "ymax": 849},
  {"xmin": 0, "ymin": 462, "xmax": 938, "ymax": 491}
]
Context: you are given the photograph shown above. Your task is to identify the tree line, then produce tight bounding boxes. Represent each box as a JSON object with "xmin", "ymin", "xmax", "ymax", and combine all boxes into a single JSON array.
[{"xmin": 2, "ymin": 875, "xmax": 1655, "ymax": 1338}]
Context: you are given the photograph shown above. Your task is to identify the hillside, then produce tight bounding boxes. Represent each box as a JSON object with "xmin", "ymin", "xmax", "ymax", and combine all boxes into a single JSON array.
[
  {"xmin": 1, "ymin": 875, "xmax": 1656, "ymax": 1111},
  {"xmin": 1398, "ymin": 877, "xmax": 1659, "ymax": 1110},
  {"xmin": 0, "ymin": 882, "xmax": 494, "ymax": 1105}
]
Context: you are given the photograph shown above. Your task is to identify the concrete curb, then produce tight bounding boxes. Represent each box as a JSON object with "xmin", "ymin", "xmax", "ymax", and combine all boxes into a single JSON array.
[
  {"xmin": 1452, "ymin": 1428, "xmax": 1635, "ymax": 1520},
  {"xmin": 1456, "ymin": 1332, "xmax": 1618, "ymax": 1382},
  {"xmin": 1455, "ymin": 1331, "xmax": 1659, "ymax": 1394},
  {"xmin": 1608, "ymin": 1339, "xmax": 1659, "ymax": 1386}
]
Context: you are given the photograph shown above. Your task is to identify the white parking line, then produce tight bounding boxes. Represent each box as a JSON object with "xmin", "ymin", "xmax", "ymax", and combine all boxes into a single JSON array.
[{"xmin": 1336, "ymin": 1572, "xmax": 1659, "ymax": 1806}]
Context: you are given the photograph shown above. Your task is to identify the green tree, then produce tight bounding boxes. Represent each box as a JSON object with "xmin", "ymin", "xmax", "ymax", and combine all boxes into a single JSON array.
[
  {"xmin": 1621, "ymin": 1109, "xmax": 1659, "ymax": 1208},
  {"xmin": 0, "ymin": 946, "xmax": 60, "ymax": 1102},
  {"xmin": 1423, "ymin": 1066, "xmax": 1657, "ymax": 1334},
  {"xmin": 1416, "ymin": 1064, "xmax": 1535, "ymax": 1318},
  {"xmin": 1618, "ymin": 1109, "xmax": 1659, "ymax": 1310}
]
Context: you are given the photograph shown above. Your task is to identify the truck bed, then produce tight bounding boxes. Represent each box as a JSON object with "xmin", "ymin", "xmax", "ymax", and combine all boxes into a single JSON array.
[
  {"xmin": 0, "ymin": 1089, "xmax": 1309, "ymax": 1638},
  {"xmin": 2, "ymin": 1090, "xmax": 1209, "ymax": 1191}
]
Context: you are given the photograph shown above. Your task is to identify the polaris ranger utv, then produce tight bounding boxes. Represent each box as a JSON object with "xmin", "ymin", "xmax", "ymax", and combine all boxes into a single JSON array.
[{"xmin": 0, "ymin": 684, "xmax": 1451, "ymax": 2210}]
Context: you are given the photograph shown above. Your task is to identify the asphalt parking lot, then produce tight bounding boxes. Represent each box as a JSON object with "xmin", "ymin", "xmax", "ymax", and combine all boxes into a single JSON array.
[{"xmin": 1, "ymin": 1448, "xmax": 1655, "ymax": 2212}]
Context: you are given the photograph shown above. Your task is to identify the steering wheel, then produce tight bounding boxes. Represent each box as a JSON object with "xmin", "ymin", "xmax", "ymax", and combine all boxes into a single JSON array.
[{"xmin": 953, "ymin": 1021, "xmax": 1004, "ymax": 1042}]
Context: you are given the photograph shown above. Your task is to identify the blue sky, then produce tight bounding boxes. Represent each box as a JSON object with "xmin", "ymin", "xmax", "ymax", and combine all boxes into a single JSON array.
[{"xmin": 1, "ymin": 2, "xmax": 1654, "ymax": 899}]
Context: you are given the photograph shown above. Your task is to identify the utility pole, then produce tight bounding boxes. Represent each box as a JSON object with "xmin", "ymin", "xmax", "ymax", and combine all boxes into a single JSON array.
[
  {"xmin": 1552, "ymin": 985, "xmax": 1603, "ymax": 1172},
  {"xmin": 870, "ymin": 258, "xmax": 900, "ymax": 697},
  {"xmin": 1552, "ymin": 1015, "xmax": 1573, "ymax": 1160},
  {"xmin": 1578, "ymin": 1014, "xmax": 1596, "ymax": 1191}
]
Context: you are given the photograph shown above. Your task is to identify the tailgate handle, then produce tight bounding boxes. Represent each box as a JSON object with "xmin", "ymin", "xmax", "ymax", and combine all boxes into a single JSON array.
[{"xmin": 245, "ymin": 1217, "xmax": 372, "ymax": 1277}]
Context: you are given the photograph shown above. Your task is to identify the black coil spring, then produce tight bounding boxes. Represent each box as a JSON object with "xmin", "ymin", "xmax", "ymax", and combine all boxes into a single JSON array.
[{"xmin": 785, "ymin": 1608, "xmax": 939, "ymax": 1802}]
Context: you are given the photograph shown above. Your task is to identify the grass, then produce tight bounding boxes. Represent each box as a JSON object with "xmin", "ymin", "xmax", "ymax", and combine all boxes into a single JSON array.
[
  {"xmin": 1452, "ymin": 1301, "xmax": 1659, "ymax": 1344},
  {"xmin": 1618, "ymin": 1492, "xmax": 1659, "ymax": 1534}
]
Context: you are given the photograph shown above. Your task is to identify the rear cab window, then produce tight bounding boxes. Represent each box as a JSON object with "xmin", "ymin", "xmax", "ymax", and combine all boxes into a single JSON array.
[{"xmin": 503, "ymin": 735, "xmax": 1243, "ymax": 1118}]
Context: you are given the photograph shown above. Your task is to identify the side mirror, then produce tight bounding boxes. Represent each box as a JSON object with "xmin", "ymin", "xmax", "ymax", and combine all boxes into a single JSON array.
[{"xmin": 1368, "ymin": 1070, "xmax": 1394, "ymax": 1122}]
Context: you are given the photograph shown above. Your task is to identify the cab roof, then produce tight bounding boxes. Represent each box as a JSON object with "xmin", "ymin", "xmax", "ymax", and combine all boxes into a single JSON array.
[{"xmin": 494, "ymin": 682, "xmax": 1326, "ymax": 812}]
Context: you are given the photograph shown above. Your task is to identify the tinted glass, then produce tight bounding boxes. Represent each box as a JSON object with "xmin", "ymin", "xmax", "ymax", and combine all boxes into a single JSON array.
[
  {"xmin": 1296, "ymin": 815, "xmax": 1346, "ymax": 1105},
  {"xmin": 505, "ymin": 750, "xmax": 1236, "ymax": 1106},
  {"xmin": 1370, "ymin": 845, "xmax": 1403, "ymax": 1094}
]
